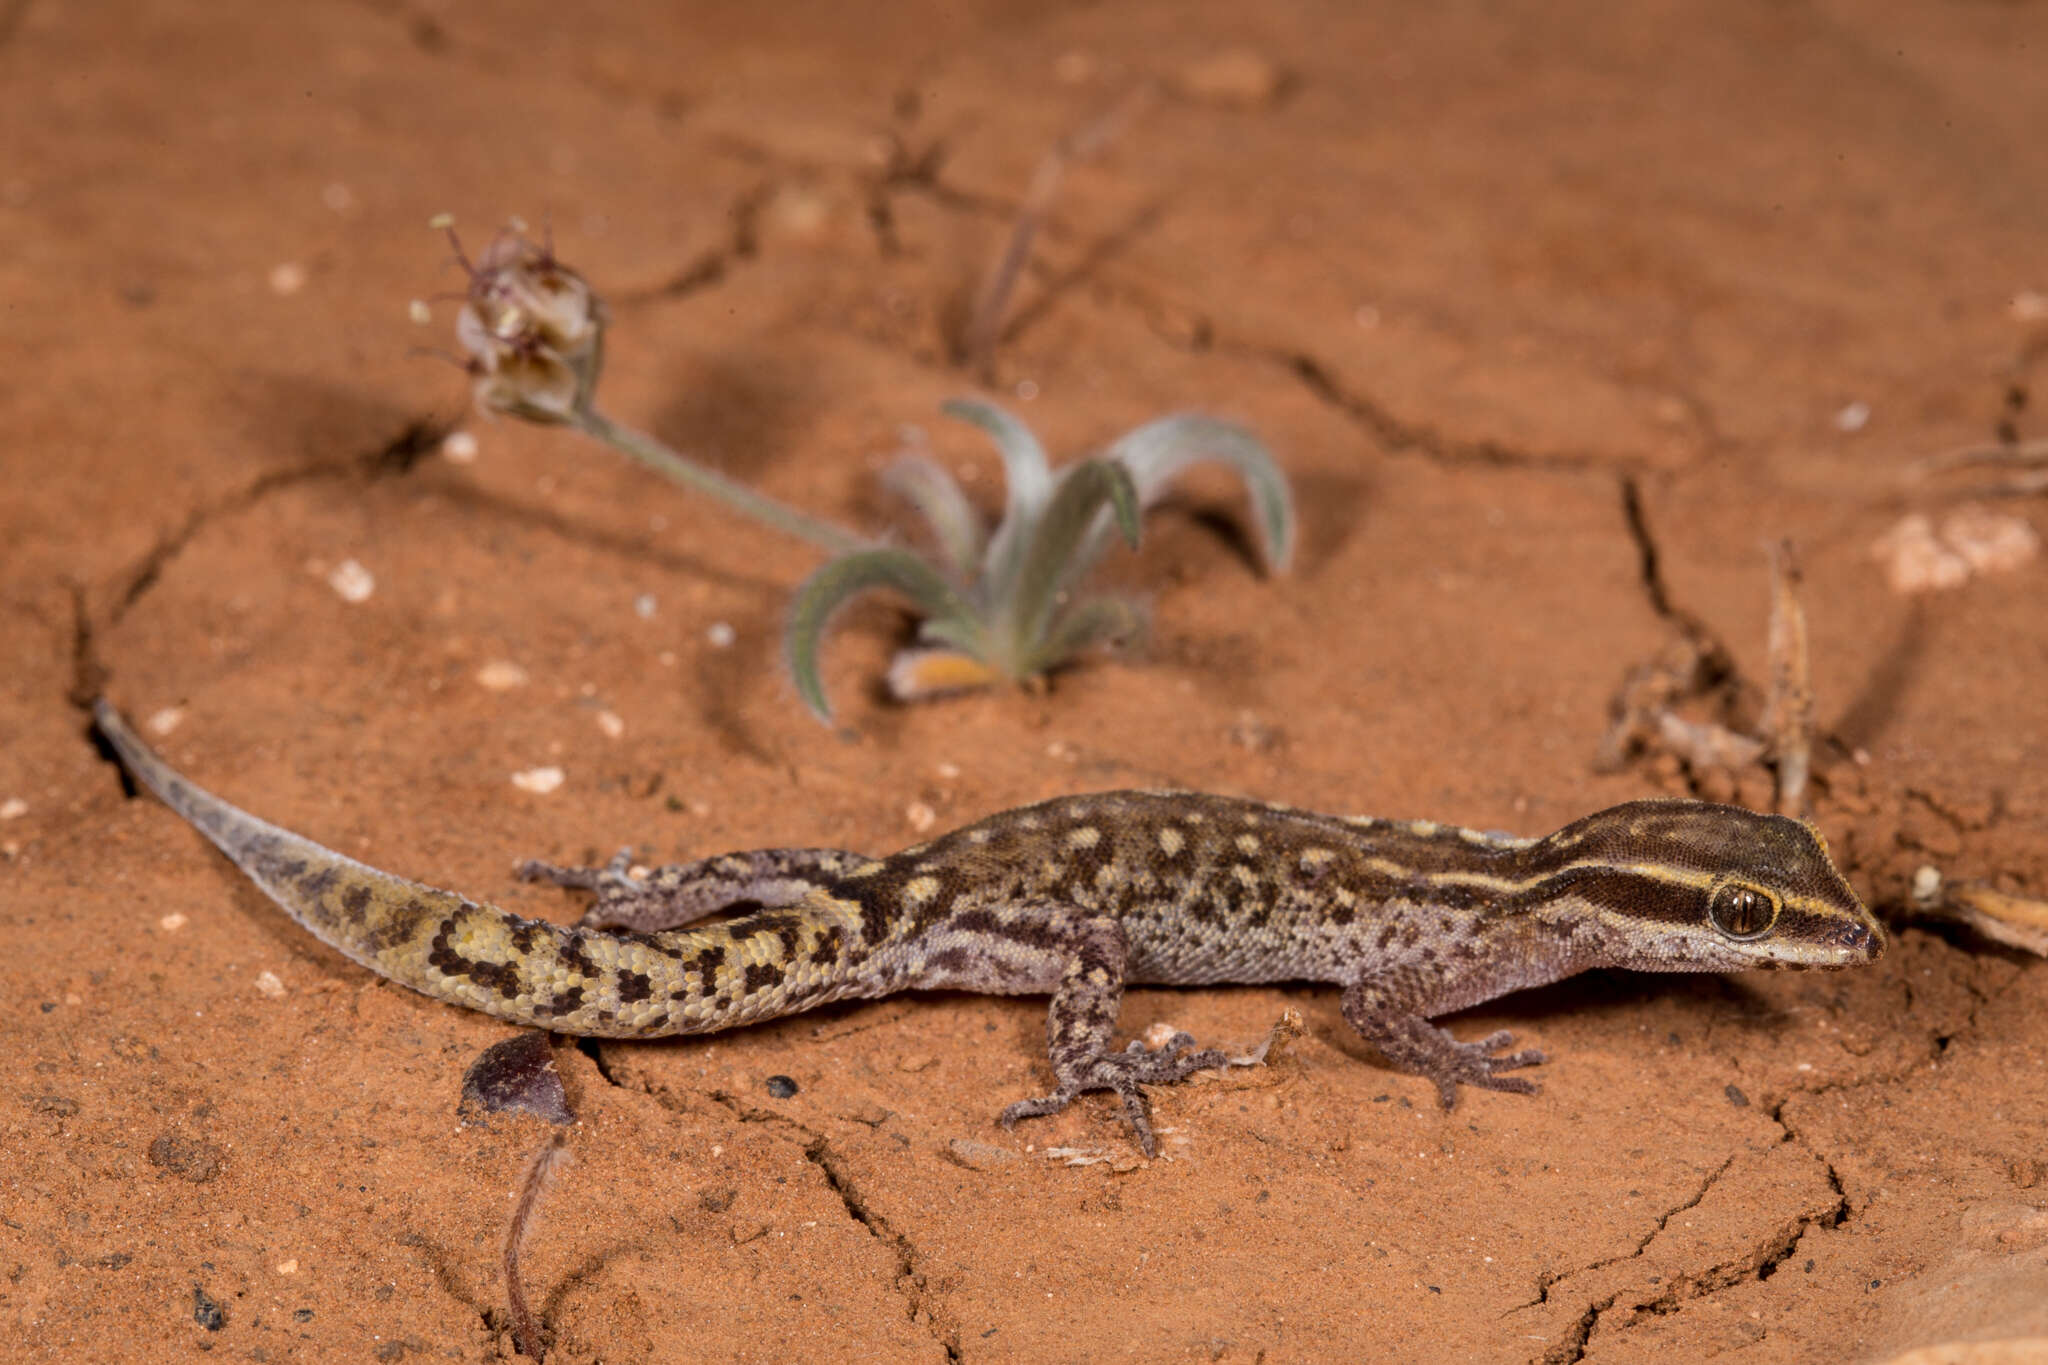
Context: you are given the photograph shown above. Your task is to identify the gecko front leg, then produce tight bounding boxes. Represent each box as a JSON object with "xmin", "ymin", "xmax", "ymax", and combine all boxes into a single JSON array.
[
  {"xmin": 1341, "ymin": 970, "xmax": 1545, "ymax": 1108},
  {"xmin": 992, "ymin": 912, "xmax": 1239, "ymax": 1157},
  {"xmin": 517, "ymin": 847, "xmax": 869, "ymax": 932}
]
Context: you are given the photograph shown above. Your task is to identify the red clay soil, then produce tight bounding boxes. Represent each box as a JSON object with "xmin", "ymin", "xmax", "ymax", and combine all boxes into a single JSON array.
[{"xmin": 4, "ymin": 3, "xmax": 2047, "ymax": 1361}]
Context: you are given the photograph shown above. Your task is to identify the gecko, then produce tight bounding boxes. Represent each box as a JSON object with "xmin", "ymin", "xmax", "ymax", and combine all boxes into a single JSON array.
[{"xmin": 93, "ymin": 699, "xmax": 1884, "ymax": 1155}]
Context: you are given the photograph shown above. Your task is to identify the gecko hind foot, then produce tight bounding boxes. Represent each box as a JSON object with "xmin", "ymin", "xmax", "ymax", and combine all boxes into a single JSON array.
[
  {"xmin": 999, "ymin": 1033, "xmax": 1232, "ymax": 1158},
  {"xmin": 516, "ymin": 849, "xmax": 652, "ymax": 928}
]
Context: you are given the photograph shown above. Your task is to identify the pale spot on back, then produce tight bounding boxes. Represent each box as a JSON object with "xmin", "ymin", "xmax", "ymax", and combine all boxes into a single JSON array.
[
  {"xmin": 1067, "ymin": 826, "xmax": 1102, "ymax": 850},
  {"xmin": 1157, "ymin": 827, "xmax": 1185, "ymax": 857},
  {"xmin": 903, "ymin": 875, "xmax": 940, "ymax": 905}
]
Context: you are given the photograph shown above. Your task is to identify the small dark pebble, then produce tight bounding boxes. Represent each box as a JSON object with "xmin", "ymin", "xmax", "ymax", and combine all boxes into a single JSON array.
[
  {"xmin": 150, "ymin": 1135, "xmax": 225, "ymax": 1184},
  {"xmin": 459, "ymin": 1033, "xmax": 573, "ymax": 1127},
  {"xmin": 39, "ymin": 1002, "xmax": 55, "ymax": 1013},
  {"xmin": 193, "ymin": 1285, "xmax": 226, "ymax": 1330},
  {"xmin": 699, "ymin": 1186, "xmax": 738, "ymax": 1213},
  {"xmin": 1724, "ymin": 1084, "xmax": 1750, "ymax": 1108},
  {"xmin": 294, "ymin": 1308, "xmax": 315, "ymax": 1322},
  {"xmin": 765, "ymin": 1075, "xmax": 798, "ymax": 1099},
  {"xmin": 1804, "ymin": 1260, "xmax": 1815, "ymax": 1273}
]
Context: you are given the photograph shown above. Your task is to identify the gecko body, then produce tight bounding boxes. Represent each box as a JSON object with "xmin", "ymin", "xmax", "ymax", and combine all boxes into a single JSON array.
[{"xmin": 94, "ymin": 700, "xmax": 1883, "ymax": 1153}]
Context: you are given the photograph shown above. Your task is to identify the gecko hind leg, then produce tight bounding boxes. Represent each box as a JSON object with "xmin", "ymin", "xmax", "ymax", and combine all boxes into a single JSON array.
[
  {"xmin": 996, "ymin": 915, "xmax": 1235, "ymax": 1158},
  {"xmin": 517, "ymin": 847, "xmax": 869, "ymax": 932}
]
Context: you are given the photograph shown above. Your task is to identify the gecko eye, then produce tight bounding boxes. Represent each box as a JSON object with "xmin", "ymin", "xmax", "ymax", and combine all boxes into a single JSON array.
[{"xmin": 1708, "ymin": 881, "xmax": 1779, "ymax": 939}]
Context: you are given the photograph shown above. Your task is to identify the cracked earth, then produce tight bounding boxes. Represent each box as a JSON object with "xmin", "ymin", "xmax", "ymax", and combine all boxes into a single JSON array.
[{"xmin": 4, "ymin": 1, "xmax": 2047, "ymax": 1360}]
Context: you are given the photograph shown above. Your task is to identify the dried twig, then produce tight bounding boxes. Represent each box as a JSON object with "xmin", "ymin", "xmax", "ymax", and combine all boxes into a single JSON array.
[
  {"xmin": 961, "ymin": 84, "xmax": 1156, "ymax": 375},
  {"xmin": 1762, "ymin": 540, "xmax": 1813, "ymax": 816},
  {"xmin": 505, "ymin": 1135, "xmax": 572, "ymax": 1361}
]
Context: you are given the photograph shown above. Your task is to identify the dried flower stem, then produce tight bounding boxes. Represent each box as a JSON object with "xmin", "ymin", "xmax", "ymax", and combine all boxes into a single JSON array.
[
  {"xmin": 572, "ymin": 408, "xmax": 870, "ymax": 557},
  {"xmin": 1763, "ymin": 539, "xmax": 1814, "ymax": 817},
  {"xmin": 962, "ymin": 84, "xmax": 1155, "ymax": 375},
  {"xmin": 505, "ymin": 1135, "xmax": 572, "ymax": 1362}
]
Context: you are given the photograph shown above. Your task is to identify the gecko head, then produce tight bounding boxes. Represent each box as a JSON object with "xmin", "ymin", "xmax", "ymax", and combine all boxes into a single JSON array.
[{"xmin": 1548, "ymin": 799, "xmax": 1885, "ymax": 972}]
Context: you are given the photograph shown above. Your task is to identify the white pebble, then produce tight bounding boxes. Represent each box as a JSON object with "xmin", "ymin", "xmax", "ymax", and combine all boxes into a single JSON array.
[
  {"xmin": 159, "ymin": 913, "xmax": 188, "ymax": 932},
  {"xmin": 407, "ymin": 298, "xmax": 433, "ymax": 326},
  {"xmin": 1833, "ymin": 401, "xmax": 1871, "ymax": 433},
  {"xmin": 706, "ymin": 621, "xmax": 736, "ymax": 648},
  {"xmin": 596, "ymin": 710, "xmax": 625, "ymax": 739},
  {"xmin": 254, "ymin": 970, "xmax": 286, "ymax": 998},
  {"xmin": 633, "ymin": 593, "xmax": 657, "ymax": 620},
  {"xmin": 441, "ymin": 430, "xmax": 478, "ymax": 463},
  {"xmin": 476, "ymin": 660, "xmax": 529, "ymax": 691},
  {"xmin": 935, "ymin": 762, "xmax": 961, "ymax": 780},
  {"xmin": 2011, "ymin": 290, "xmax": 2048, "ymax": 323},
  {"xmin": 268, "ymin": 262, "xmax": 307, "ymax": 295},
  {"xmin": 511, "ymin": 767, "xmax": 565, "ymax": 795},
  {"xmin": 905, "ymin": 801, "xmax": 936, "ymax": 832},
  {"xmin": 148, "ymin": 707, "xmax": 185, "ymax": 737},
  {"xmin": 1911, "ymin": 865, "xmax": 1943, "ymax": 904},
  {"xmin": 326, "ymin": 558, "xmax": 375, "ymax": 603},
  {"xmin": 0, "ymin": 799, "xmax": 25, "ymax": 821}
]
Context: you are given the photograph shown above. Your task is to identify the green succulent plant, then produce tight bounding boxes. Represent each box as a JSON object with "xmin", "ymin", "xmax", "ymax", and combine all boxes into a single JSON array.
[{"xmin": 786, "ymin": 399, "xmax": 1296, "ymax": 721}]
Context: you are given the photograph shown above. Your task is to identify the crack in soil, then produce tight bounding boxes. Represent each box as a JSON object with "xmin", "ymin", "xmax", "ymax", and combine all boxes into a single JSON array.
[
  {"xmin": 1516, "ymin": 1154, "xmax": 1738, "ymax": 1313},
  {"xmin": 106, "ymin": 416, "xmax": 448, "ymax": 628},
  {"xmin": 699, "ymin": 1089, "xmax": 963, "ymax": 1361},
  {"xmin": 1522, "ymin": 1141, "xmax": 1850, "ymax": 1365}
]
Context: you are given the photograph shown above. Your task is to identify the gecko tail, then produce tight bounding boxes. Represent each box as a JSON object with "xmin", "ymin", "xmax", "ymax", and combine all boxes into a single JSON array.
[{"xmin": 90, "ymin": 698, "xmax": 851, "ymax": 1038}]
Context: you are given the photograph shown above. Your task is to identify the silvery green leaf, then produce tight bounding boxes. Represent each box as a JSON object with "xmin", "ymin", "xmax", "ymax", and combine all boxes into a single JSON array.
[
  {"xmin": 1024, "ymin": 594, "xmax": 1149, "ymax": 675},
  {"xmin": 879, "ymin": 455, "xmax": 984, "ymax": 582},
  {"xmin": 1100, "ymin": 414, "xmax": 1296, "ymax": 573},
  {"xmin": 941, "ymin": 398, "xmax": 1052, "ymax": 605},
  {"xmin": 1001, "ymin": 457, "xmax": 1141, "ymax": 657},
  {"xmin": 785, "ymin": 549, "xmax": 982, "ymax": 722}
]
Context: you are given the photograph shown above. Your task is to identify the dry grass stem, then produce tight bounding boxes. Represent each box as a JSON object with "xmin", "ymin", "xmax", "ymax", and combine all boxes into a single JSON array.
[
  {"xmin": 962, "ymin": 84, "xmax": 1156, "ymax": 374},
  {"xmin": 1763, "ymin": 539, "xmax": 1814, "ymax": 816},
  {"xmin": 505, "ymin": 1135, "xmax": 572, "ymax": 1361}
]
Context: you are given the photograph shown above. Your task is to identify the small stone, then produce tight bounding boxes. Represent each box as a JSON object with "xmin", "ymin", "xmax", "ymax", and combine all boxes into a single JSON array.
[
  {"xmin": 254, "ymin": 971, "xmax": 286, "ymax": 999},
  {"xmin": 595, "ymin": 710, "xmax": 625, "ymax": 739},
  {"xmin": 2011, "ymin": 289, "xmax": 2048, "ymax": 322},
  {"xmin": 440, "ymin": 429, "xmax": 478, "ymax": 463},
  {"xmin": 897, "ymin": 1054, "xmax": 935, "ymax": 1073},
  {"xmin": 159, "ymin": 913, "xmax": 188, "ymax": 932},
  {"xmin": 1833, "ymin": 401, "xmax": 1871, "ymax": 433},
  {"xmin": 1172, "ymin": 49, "xmax": 1286, "ymax": 107},
  {"xmin": 268, "ymin": 262, "xmax": 307, "ymax": 295},
  {"xmin": 326, "ymin": 558, "xmax": 375, "ymax": 603},
  {"xmin": 147, "ymin": 707, "xmax": 185, "ymax": 737},
  {"xmin": 698, "ymin": 1186, "xmax": 738, "ymax": 1212},
  {"xmin": 705, "ymin": 621, "xmax": 736, "ymax": 649},
  {"xmin": 633, "ymin": 593, "xmax": 657, "ymax": 620},
  {"xmin": 511, "ymin": 767, "xmax": 564, "ymax": 795},
  {"xmin": 1724, "ymin": 1084, "xmax": 1750, "ymax": 1108},
  {"xmin": 476, "ymin": 660, "xmax": 529, "ymax": 691},
  {"xmin": 0, "ymin": 798, "xmax": 25, "ymax": 820},
  {"xmin": 150, "ymin": 1134, "xmax": 226, "ymax": 1183},
  {"xmin": 946, "ymin": 1138, "xmax": 1021, "ymax": 1170},
  {"xmin": 1911, "ymin": 865, "xmax": 1943, "ymax": 906},
  {"xmin": 193, "ymin": 1286, "xmax": 226, "ymax": 1330},
  {"xmin": 905, "ymin": 801, "xmax": 936, "ymax": 833},
  {"xmin": 764, "ymin": 1074, "xmax": 799, "ymax": 1099},
  {"xmin": 320, "ymin": 182, "xmax": 354, "ymax": 214},
  {"xmin": 275, "ymin": 1259, "xmax": 299, "ymax": 1274}
]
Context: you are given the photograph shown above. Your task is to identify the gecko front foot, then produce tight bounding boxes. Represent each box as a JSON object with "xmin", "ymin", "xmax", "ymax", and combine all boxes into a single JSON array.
[
  {"xmin": 1389, "ymin": 1021, "xmax": 1544, "ymax": 1109},
  {"xmin": 1000, "ymin": 1033, "xmax": 1232, "ymax": 1158}
]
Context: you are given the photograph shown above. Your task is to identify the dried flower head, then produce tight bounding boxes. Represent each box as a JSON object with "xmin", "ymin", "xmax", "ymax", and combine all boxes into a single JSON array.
[{"xmin": 449, "ymin": 226, "xmax": 605, "ymax": 424}]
